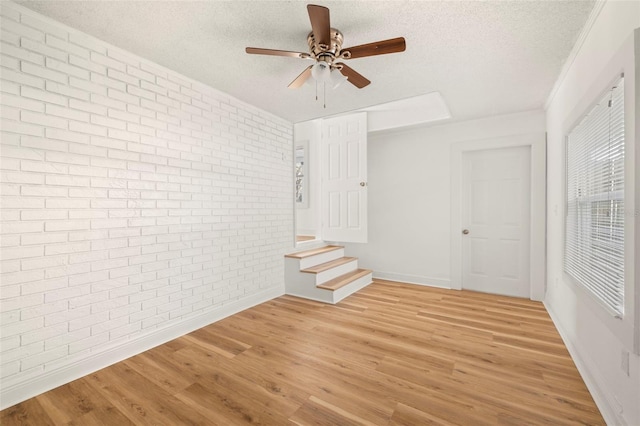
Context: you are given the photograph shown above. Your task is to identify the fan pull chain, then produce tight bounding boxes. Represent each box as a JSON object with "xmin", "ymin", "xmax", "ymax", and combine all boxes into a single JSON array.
[{"xmin": 313, "ymin": 80, "xmax": 327, "ymax": 108}]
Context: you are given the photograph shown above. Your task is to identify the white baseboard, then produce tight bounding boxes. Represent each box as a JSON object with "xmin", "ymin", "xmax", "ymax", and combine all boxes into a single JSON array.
[
  {"xmin": 0, "ymin": 286, "xmax": 284, "ymax": 410},
  {"xmin": 544, "ymin": 301, "xmax": 623, "ymax": 426},
  {"xmin": 372, "ymin": 271, "xmax": 451, "ymax": 289}
]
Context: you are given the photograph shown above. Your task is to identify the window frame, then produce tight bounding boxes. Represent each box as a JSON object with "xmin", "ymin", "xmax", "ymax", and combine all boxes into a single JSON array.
[
  {"xmin": 564, "ymin": 75, "xmax": 625, "ymax": 318},
  {"xmin": 559, "ymin": 32, "xmax": 638, "ymax": 354}
]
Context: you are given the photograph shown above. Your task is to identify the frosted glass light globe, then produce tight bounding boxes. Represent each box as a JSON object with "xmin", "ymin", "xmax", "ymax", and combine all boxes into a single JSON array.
[
  {"xmin": 311, "ymin": 61, "xmax": 331, "ymax": 82},
  {"xmin": 330, "ymin": 69, "xmax": 348, "ymax": 89}
]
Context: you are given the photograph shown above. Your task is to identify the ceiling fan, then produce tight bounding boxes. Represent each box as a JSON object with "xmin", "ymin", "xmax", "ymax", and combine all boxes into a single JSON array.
[{"xmin": 245, "ymin": 4, "xmax": 406, "ymax": 90}]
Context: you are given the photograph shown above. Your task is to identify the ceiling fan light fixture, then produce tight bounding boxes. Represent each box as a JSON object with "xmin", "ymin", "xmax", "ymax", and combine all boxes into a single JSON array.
[
  {"xmin": 311, "ymin": 61, "xmax": 331, "ymax": 82},
  {"xmin": 246, "ymin": 4, "xmax": 406, "ymax": 92},
  {"xmin": 330, "ymin": 68, "xmax": 348, "ymax": 89}
]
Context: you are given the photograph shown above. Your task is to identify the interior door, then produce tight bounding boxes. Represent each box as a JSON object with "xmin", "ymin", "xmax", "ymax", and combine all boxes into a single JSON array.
[
  {"xmin": 462, "ymin": 146, "xmax": 531, "ymax": 298},
  {"xmin": 321, "ymin": 112, "xmax": 368, "ymax": 243}
]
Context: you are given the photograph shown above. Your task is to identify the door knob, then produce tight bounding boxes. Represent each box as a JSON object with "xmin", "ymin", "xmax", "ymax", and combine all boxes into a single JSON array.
[
  {"xmin": 360, "ymin": 182, "xmax": 367, "ymax": 187},
  {"xmin": 462, "ymin": 229, "xmax": 470, "ymax": 235}
]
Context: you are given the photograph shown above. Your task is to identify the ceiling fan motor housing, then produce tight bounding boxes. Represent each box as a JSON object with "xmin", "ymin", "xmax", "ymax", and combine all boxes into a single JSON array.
[{"xmin": 307, "ymin": 28, "xmax": 345, "ymax": 66}]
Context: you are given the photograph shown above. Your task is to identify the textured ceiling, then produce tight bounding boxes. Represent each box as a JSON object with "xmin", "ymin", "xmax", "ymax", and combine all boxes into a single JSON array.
[{"xmin": 14, "ymin": 0, "xmax": 595, "ymax": 124}]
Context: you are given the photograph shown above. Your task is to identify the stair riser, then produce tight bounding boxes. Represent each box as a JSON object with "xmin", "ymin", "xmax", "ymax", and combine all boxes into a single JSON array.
[
  {"xmin": 331, "ymin": 272, "xmax": 373, "ymax": 303},
  {"xmin": 314, "ymin": 260, "xmax": 359, "ymax": 284},
  {"xmin": 298, "ymin": 248, "xmax": 345, "ymax": 270},
  {"xmin": 284, "ymin": 257, "xmax": 316, "ymax": 286},
  {"xmin": 286, "ymin": 272, "xmax": 373, "ymax": 305},
  {"xmin": 284, "ymin": 288, "xmax": 335, "ymax": 304}
]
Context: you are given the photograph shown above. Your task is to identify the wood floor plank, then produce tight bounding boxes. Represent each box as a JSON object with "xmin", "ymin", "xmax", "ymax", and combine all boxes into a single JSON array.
[
  {"xmin": 234, "ymin": 345, "xmax": 396, "ymax": 424},
  {"xmin": 0, "ymin": 397, "xmax": 55, "ymax": 426},
  {"xmin": 290, "ymin": 395, "xmax": 383, "ymax": 426},
  {"xmin": 179, "ymin": 345, "xmax": 303, "ymax": 417},
  {"xmin": 289, "ymin": 398, "xmax": 363, "ymax": 426},
  {"xmin": 35, "ymin": 378, "xmax": 118, "ymax": 425},
  {"xmin": 389, "ymin": 402, "xmax": 457, "ymax": 426},
  {"xmin": 174, "ymin": 381, "xmax": 290, "ymax": 426},
  {"xmin": 122, "ymin": 351, "xmax": 196, "ymax": 396},
  {"xmin": 452, "ymin": 362, "xmax": 603, "ymax": 423},
  {"xmin": 66, "ymin": 407, "xmax": 135, "ymax": 426},
  {"xmin": 84, "ymin": 362, "xmax": 211, "ymax": 425},
  {"xmin": 1, "ymin": 280, "xmax": 604, "ymax": 425}
]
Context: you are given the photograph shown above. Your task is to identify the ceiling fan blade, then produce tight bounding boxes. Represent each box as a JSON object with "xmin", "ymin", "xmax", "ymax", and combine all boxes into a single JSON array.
[
  {"xmin": 288, "ymin": 65, "xmax": 313, "ymax": 89},
  {"xmin": 307, "ymin": 4, "xmax": 331, "ymax": 46},
  {"xmin": 338, "ymin": 63, "xmax": 370, "ymax": 89},
  {"xmin": 246, "ymin": 47, "xmax": 310, "ymax": 59},
  {"xmin": 342, "ymin": 37, "xmax": 406, "ymax": 59}
]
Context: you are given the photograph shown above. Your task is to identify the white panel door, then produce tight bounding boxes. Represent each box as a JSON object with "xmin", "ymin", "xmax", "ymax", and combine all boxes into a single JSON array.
[
  {"xmin": 321, "ymin": 113, "xmax": 367, "ymax": 243},
  {"xmin": 462, "ymin": 146, "xmax": 531, "ymax": 297}
]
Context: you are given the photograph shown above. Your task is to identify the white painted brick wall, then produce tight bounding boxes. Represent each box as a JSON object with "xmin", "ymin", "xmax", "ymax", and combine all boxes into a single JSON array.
[{"xmin": 0, "ymin": 2, "xmax": 293, "ymax": 389}]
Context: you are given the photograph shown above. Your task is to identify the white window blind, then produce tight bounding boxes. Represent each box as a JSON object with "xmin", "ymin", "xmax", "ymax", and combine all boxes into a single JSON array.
[{"xmin": 565, "ymin": 76, "xmax": 625, "ymax": 316}]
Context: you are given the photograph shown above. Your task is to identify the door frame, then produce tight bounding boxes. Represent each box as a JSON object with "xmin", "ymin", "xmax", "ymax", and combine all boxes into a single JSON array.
[{"xmin": 450, "ymin": 133, "xmax": 546, "ymax": 300}]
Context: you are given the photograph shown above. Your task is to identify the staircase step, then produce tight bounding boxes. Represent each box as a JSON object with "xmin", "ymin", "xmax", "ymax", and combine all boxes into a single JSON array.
[
  {"xmin": 317, "ymin": 269, "xmax": 372, "ymax": 291},
  {"xmin": 285, "ymin": 245, "xmax": 343, "ymax": 259},
  {"xmin": 301, "ymin": 257, "xmax": 357, "ymax": 274}
]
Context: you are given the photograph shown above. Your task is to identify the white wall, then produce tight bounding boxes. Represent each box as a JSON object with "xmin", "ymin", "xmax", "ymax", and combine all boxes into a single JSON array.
[
  {"xmin": 0, "ymin": 2, "xmax": 293, "ymax": 409},
  {"xmin": 544, "ymin": 1, "xmax": 640, "ymax": 424},
  {"xmin": 343, "ymin": 110, "xmax": 545, "ymax": 288}
]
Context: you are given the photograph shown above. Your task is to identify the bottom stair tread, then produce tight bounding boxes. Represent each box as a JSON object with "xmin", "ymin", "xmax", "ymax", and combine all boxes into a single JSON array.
[{"xmin": 317, "ymin": 268, "xmax": 372, "ymax": 291}]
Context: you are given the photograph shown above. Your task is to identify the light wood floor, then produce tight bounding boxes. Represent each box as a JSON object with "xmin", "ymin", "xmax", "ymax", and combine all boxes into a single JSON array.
[{"xmin": 1, "ymin": 280, "xmax": 604, "ymax": 425}]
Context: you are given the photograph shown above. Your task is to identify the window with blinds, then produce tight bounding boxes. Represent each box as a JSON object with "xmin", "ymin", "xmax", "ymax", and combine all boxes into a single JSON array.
[{"xmin": 565, "ymin": 75, "xmax": 625, "ymax": 316}]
